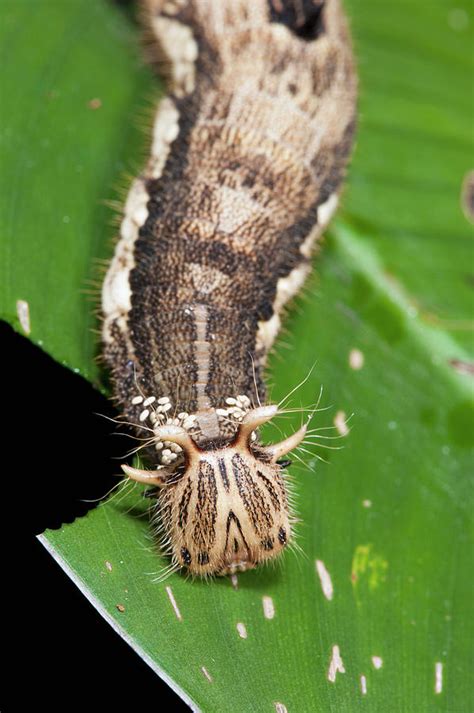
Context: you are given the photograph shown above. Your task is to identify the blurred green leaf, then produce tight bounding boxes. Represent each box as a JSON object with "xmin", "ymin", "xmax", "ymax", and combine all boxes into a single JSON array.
[{"xmin": 2, "ymin": 0, "xmax": 473, "ymax": 710}]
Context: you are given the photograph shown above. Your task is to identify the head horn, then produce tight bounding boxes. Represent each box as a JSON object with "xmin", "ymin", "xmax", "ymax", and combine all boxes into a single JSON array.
[
  {"xmin": 121, "ymin": 425, "xmax": 199, "ymax": 486},
  {"xmin": 258, "ymin": 423, "xmax": 308, "ymax": 462}
]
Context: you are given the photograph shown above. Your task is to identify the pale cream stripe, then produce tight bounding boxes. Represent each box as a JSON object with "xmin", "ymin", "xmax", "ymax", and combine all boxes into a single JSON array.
[{"xmin": 194, "ymin": 303, "xmax": 220, "ymax": 438}]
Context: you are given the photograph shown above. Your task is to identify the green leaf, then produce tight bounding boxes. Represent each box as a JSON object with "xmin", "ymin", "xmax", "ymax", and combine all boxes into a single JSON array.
[
  {"xmin": 1, "ymin": 0, "xmax": 154, "ymax": 387},
  {"xmin": 2, "ymin": 0, "xmax": 473, "ymax": 710}
]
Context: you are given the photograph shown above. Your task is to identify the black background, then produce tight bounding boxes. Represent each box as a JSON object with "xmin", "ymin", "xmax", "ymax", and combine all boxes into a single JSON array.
[{"xmin": 3, "ymin": 322, "xmax": 189, "ymax": 711}]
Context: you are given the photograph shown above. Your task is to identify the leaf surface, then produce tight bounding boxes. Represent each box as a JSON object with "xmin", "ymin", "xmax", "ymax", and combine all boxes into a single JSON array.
[{"xmin": 2, "ymin": 1, "xmax": 473, "ymax": 711}]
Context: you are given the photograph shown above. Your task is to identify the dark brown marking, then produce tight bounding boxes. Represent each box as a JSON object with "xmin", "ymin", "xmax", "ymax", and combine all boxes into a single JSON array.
[
  {"xmin": 232, "ymin": 454, "xmax": 274, "ymax": 535},
  {"xmin": 449, "ymin": 359, "xmax": 474, "ymax": 376},
  {"xmin": 192, "ymin": 461, "xmax": 218, "ymax": 549},
  {"xmin": 225, "ymin": 510, "xmax": 250, "ymax": 553},
  {"xmin": 262, "ymin": 537, "xmax": 274, "ymax": 551},
  {"xmin": 256, "ymin": 470, "xmax": 281, "ymax": 511},
  {"xmin": 178, "ymin": 480, "xmax": 193, "ymax": 530},
  {"xmin": 181, "ymin": 547, "xmax": 192, "ymax": 565},
  {"xmin": 218, "ymin": 457, "xmax": 230, "ymax": 491},
  {"xmin": 278, "ymin": 526, "xmax": 287, "ymax": 544},
  {"xmin": 269, "ymin": 0, "xmax": 326, "ymax": 41}
]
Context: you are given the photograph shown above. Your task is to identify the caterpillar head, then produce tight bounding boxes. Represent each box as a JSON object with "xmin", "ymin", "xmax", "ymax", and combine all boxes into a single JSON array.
[{"xmin": 122, "ymin": 405, "xmax": 307, "ymax": 577}]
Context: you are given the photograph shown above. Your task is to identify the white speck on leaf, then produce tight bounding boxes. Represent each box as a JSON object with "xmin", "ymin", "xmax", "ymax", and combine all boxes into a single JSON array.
[
  {"xmin": 165, "ymin": 585, "xmax": 182, "ymax": 621},
  {"xmin": 263, "ymin": 595, "xmax": 275, "ymax": 620},
  {"xmin": 328, "ymin": 645, "xmax": 345, "ymax": 682},
  {"xmin": 315, "ymin": 560, "xmax": 334, "ymax": 600},
  {"xmin": 16, "ymin": 300, "xmax": 31, "ymax": 335},
  {"xmin": 201, "ymin": 666, "xmax": 212, "ymax": 682},
  {"xmin": 349, "ymin": 348, "xmax": 364, "ymax": 370},
  {"xmin": 334, "ymin": 410, "xmax": 350, "ymax": 436},
  {"xmin": 236, "ymin": 622, "xmax": 248, "ymax": 639},
  {"xmin": 435, "ymin": 662, "xmax": 443, "ymax": 694}
]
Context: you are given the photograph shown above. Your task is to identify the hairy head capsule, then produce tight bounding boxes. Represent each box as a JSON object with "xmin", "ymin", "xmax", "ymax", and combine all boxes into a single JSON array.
[{"xmin": 122, "ymin": 406, "xmax": 306, "ymax": 576}]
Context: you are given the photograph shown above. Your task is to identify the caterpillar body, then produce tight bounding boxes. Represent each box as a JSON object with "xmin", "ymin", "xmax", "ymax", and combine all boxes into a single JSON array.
[{"xmin": 102, "ymin": 0, "xmax": 357, "ymax": 577}]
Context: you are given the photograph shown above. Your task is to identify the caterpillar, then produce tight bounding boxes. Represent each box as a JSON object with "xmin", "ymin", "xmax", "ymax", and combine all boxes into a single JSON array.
[{"xmin": 101, "ymin": 0, "xmax": 357, "ymax": 577}]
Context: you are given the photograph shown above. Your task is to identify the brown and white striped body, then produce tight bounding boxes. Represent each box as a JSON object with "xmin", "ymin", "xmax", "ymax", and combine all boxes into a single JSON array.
[{"xmin": 102, "ymin": 0, "xmax": 357, "ymax": 576}]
